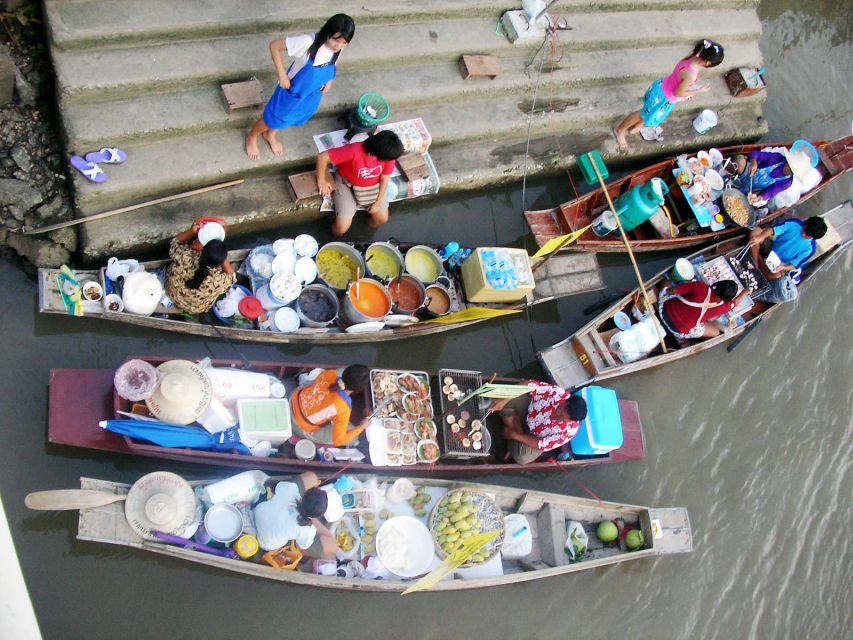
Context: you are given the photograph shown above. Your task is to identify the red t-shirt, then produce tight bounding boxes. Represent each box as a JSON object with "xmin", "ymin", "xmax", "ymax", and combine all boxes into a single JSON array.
[
  {"xmin": 663, "ymin": 281, "xmax": 734, "ymax": 333},
  {"xmin": 327, "ymin": 142, "xmax": 396, "ymax": 187}
]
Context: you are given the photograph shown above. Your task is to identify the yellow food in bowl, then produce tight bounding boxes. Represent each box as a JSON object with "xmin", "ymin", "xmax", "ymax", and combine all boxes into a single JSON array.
[{"xmin": 317, "ymin": 249, "xmax": 359, "ymax": 289}]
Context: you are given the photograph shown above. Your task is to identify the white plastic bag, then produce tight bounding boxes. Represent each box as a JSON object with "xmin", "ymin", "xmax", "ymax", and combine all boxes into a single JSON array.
[
  {"xmin": 201, "ymin": 470, "xmax": 268, "ymax": 506},
  {"xmin": 565, "ymin": 521, "xmax": 588, "ymax": 561}
]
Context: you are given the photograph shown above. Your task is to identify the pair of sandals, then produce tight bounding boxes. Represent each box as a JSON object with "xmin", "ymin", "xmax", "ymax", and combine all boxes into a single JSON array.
[{"xmin": 70, "ymin": 148, "xmax": 128, "ymax": 183}]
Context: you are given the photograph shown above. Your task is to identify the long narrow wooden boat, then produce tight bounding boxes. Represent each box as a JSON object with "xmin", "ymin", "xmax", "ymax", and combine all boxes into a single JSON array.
[
  {"xmin": 48, "ymin": 357, "xmax": 645, "ymax": 477},
  {"xmin": 38, "ymin": 473, "xmax": 691, "ymax": 592},
  {"xmin": 37, "ymin": 240, "xmax": 603, "ymax": 344},
  {"xmin": 525, "ymin": 136, "xmax": 852, "ymax": 253},
  {"xmin": 538, "ymin": 200, "xmax": 852, "ymax": 389}
]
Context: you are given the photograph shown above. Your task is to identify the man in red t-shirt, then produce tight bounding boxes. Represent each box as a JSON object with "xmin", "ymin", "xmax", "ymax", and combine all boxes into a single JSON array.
[{"xmin": 315, "ymin": 130, "xmax": 405, "ymax": 236}]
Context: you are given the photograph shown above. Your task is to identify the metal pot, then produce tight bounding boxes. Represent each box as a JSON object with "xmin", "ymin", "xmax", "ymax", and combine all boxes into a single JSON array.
[
  {"xmin": 365, "ymin": 242, "xmax": 404, "ymax": 281},
  {"xmin": 341, "ymin": 278, "xmax": 392, "ymax": 325},
  {"xmin": 295, "ymin": 284, "xmax": 339, "ymax": 328},
  {"xmin": 420, "ymin": 282, "xmax": 453, "ymax": 318},
  {"xmin": 387, "ymin": 275, "xmax": 426, "ymax": 315},
  {"xmin": 404, "ymin": 245, "xmax": 444, "ymax": 284},
  {"xmin": 316, "ymin": 242, "xmax": 366, "ymax": 292}
]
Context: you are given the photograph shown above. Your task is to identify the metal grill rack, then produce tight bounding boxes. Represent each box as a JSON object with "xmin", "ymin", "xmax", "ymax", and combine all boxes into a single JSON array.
[{"xmin": 437, "ymin": 368, "xmax": 489, "ymax": 459}]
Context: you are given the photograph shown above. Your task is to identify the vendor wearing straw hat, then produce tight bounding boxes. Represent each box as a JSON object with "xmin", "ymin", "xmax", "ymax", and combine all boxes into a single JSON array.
[
  {"xmin": 733, "ymin": 140, "xmax": 820, "ymax": 202},
  {"xmin": 165, "ymin": 221, "xmax": 235, "ymax": 314},
  {"xmin": 253, "ymin": 472, "xmax": 342, "ymax": 557},
  {"xmin": 290, "ymin": 365, "xmax": 370, "ymax": 446}
]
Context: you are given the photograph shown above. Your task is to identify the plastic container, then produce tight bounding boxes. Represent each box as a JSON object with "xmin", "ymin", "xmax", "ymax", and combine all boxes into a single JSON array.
[
  {"xmin": 237, "ymin": 296, "xmax": 263, "ymax": 321},
  {"xmin": 237, "ymin": 398, "xmax": 292, "ymax": 446},
  {"xmin": 693, "ymin": 109, "xmax": 719, "ymax": 134},
  {"xmin": 234, "ymin": 534, "xmax": 260, "ymax": 560},
  {"xmin": 201, "ymin": 470, "xmax": 269, "ymax": 506},
  {"xmin": 591, "ymin": 210, "xmax": 618, "ymax": 236},
  {"xmin": 460, "ymin": 247, "xmax": 535, "ymax": 303},
  {"xmin": 613, "ymin": 311, "xmax": 632, "ymax": 331},
  {"xmin": 578, "ymin": 150, "xmax": 609, "ymax": 186},
  {"xmin": 669, "ymin": 257, "xmax": 696, "ymax": 283},
  {"xmin": 114, "ymin": 359, "xmax": 158, "ymax": 402},
  {"xmin": 294, "ymin": 439, "xmax": 317, "ymax": 461},
  {"xmin": 296, "ymin": 284, "xmax": 339, "ymax": 327},
  {"xmin": 613, "ymin": 178, "xmax": 669, "ymax": 232},
  {"xmin": 256, "ymin": 273, "xmax": 301, "ymax": 310},
  {"xmin": 385, "ymin": 478, "xmax": 415, "ymax": 503},
  {"xmin": 570, "ymin": 386, "xmax": 624, "ymax": 455},
  {"xmin": 272, "ymin": 306, "xmax": 300, "ymax": 332}
]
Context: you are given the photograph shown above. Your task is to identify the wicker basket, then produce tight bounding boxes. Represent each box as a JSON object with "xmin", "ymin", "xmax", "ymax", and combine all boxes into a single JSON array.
[{"xmin": 356, "ymin": 92, "xmax": 391, "ymax": 126}]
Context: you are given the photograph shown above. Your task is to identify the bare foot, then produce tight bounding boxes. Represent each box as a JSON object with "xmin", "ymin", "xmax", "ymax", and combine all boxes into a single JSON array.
[
  {"xmin": 613, "ymin": 127, "xmax": 628, "ymax": 149},
  {"xmin": 262, "ymin": 130, "xmax": 284, "ymax": 157},
  {"xmin": 246, "ymin": 135, "xmax": 261, "ymax": 160}
]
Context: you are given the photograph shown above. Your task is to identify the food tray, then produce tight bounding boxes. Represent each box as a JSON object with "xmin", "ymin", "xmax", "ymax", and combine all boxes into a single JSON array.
[
  {"xmin": 727, "ymin": 254, "xmax": 769, "ymax": 296},
  {"xmin": 372, "ymin": 418, "xmax": 417, "ymax": 466},
  {"xmin": 696, "ymin": 256, "xmax": 739, "ymax": 288},
  {"xmin": 437, "ymin": 369, "xmax": 488, "ymax": 459},
  {"xmin": 370, "ymin": 370, "xmax": 433, "ymax": 428},
  {"xmin": 428, "ymin": 489, "xmax": 505, "ymax": 566}
]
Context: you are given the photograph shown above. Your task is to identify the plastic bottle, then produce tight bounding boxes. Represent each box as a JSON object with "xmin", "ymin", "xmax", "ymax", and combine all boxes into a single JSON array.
[{"xmin": 438, "ymin": 242, "xmax": 460, "ymax": 261}]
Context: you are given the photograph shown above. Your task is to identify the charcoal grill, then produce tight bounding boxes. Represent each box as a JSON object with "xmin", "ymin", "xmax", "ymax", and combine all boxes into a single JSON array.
[{"xmin": 437, "ymin": 368, "xmax": 489, "ymax": 459}]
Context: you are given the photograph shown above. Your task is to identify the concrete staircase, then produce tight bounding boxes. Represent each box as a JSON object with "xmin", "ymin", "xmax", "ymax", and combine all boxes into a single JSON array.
[{"xmin": 44, "ymin": 0, "xmax": 767, "ymax": 259}]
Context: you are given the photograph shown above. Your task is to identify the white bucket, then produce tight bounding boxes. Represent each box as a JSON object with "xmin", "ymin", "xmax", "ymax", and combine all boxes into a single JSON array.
[
  {"xmin": 693, "ymin": 109, "xmax": 719, "ymax": 134},
  {"xmin": 591, "ymin": 210, "xmax": 618, "ymax": 237},
  {"xmin": 670, "ymin": 258, "xmax": 696, "ymax": 282}
]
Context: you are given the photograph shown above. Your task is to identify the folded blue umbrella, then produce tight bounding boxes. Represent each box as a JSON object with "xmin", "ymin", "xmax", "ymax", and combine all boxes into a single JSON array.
[{"xmin": 99, "ymin": 419, "xmax": 251, "ymax": 455}]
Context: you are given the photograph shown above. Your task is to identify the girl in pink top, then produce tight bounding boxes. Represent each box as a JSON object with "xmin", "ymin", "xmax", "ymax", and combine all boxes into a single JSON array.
[{"xmin": 614, "ymin": 40, "xmax": 724, "ymax": 148}]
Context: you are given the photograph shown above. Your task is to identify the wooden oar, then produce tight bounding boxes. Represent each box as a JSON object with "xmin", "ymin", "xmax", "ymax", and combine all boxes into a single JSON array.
[
  {"xmin": 726, "ymin": 317, "xmax": 763, "ymax": 353},
  {"xmin": 25, "ymin": 490, "xmax": 127, "ymax": 511},
  {"xmin": 587, "ymin": 153, "xmax": 667, "ymax": 353},
  {"xmin": 21, "ymin": 178, "xmax": 244, "ymax": 235}
]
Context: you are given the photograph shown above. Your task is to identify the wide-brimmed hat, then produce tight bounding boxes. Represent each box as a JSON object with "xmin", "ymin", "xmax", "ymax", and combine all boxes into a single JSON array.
[
  {"xmin": 321, "ymin": 485, "xmax": 345, "ymax": 523},
  {"xmin": 783, "ymin": 140, "xmax": 819, "ymax": 182},
  {"xmin": 121, "ymin": 271, "xmax": 163, "ymax": 316},
  {"xmin": 145, "ymin": 360, "xmax": 213, "ymax": 425},
  {"xmin": 124, "ymin": 471, "xmax": 200, "ymax": 540}
]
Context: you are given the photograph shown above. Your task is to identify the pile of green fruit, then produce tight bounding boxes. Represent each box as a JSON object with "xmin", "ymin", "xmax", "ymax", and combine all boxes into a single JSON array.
[
  {"xmin": 407, "ymin": 486, "xmax": 430, "ymax": 517},
  {"xmin": 431, "ymin": 491, "xmax": 490, "ymax": 563},
  {"xmin": 360, "ymin": 512, "xmax": 377, "ymax": 554}
]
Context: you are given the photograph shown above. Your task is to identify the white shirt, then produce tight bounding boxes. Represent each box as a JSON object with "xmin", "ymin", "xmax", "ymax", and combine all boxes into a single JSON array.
[
  {"xmin": 253, "ymin": 481, "xmax": 317, "ymax": 551},
  {"xmin": 284, "ymin": 33, "xmax": 336, "ymax": 79}
]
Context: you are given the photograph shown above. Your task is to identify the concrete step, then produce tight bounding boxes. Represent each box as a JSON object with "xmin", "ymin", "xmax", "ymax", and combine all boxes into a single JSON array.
[
  {"xmin": 51, "ymin": 9, "xmax": 761, "ymax": 102},
  {"xmin": 76, "ymin": 100, "xmax": 767, "ymax": 260},
  {"xmin": 45, "ymin": 0, "xmax": 757, "ymax": 50},
  {"xmin": 69, "ymin": 76, "xmax": 765, "ymax": 215},
  {"xmin": 63, "ymin": 40, "xmax": 764, "ymax": 150}
]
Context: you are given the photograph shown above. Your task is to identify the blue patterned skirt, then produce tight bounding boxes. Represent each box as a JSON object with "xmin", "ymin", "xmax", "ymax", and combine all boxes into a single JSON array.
[{"xmin": 641, "ymin": 79, "xmax": 675, "ymax": 127}]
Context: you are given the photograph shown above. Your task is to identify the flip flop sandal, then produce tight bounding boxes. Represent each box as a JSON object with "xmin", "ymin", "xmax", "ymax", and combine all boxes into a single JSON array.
[
  {"xmin": 85, "ymin": 147, "xmax": 127, "ymax": 164},
  {"xmin": 70, "ymin": 155, "xmax": 108, "ymax": 183}
]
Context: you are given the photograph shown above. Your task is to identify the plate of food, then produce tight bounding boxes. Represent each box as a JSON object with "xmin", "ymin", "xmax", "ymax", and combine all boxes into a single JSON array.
[
  {"xmin": 333, "ymin": 516, "xmax": 361, "ymax": 560},
  {"xmin": 415, "ymin": 418, "xmax": 437, "ymax": 440},
  {"xmin": 417, "ymin": 439, "xmax": 440, "ymax": 463}
]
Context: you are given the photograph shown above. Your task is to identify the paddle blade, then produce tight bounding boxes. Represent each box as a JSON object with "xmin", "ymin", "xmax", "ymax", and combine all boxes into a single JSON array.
[
  {"xmin": 25, "ymin": 489, "xmax": 127, "ymax": 511},
  {"xmin": 418, "ymin": 308, "xmax": 521, "ymax": 325},
  {"xmin": 531, "ymin": 224, "xmax": 593, "ymax": 258},
  {"xmin": 402, "ymin": 530, "xmax": 500, "ymax": 595}
]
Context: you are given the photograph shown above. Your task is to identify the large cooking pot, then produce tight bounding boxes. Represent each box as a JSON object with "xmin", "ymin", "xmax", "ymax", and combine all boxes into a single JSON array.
[
  {"xmin": 295, "ymin": 284, "xmax": 339, "ymax": 328},
  {"xmin": 341, "ymin": 278, "xmax": 391, "ymax": 326},
  {"xmin": 404, "ymin": 245, "xmax": 444, "ymax": 284},
  {"xmin": 365, "ymin": 242, "xmax": 404, "ymax": 281},
  {"xmin": 720, "ymin": 188, "xmax": 756, "ymax": 228},
  {"xmin": 387, "ymin": 275, "xmax": 426, "ymax": 315},
  {"xmin": 316, "ymin": 242, "xmax": 366, "ymax": 292}
]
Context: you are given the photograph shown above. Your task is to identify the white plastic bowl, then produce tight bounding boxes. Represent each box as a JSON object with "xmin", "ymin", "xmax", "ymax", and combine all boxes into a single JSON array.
[
  {"xmin": 272, "ymin": 252, "xmax": 296, "ymax": 275},
  {"xmin": 376, "ymin": 516, "xmax": 435, "ymax": 577},
  {"xmin": 294, "ymin": 234, "xmax": 319, "ymax": 258},
  {"xmin": 294, "ymin": 257, "xmax": 318, "ymax": 285},
  {"xmin": 273, "ymin": 238, "xmax": 295, "ymax": 256}
]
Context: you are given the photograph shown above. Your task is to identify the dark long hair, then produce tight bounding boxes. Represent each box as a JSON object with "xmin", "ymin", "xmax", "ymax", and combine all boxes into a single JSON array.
[
  {"xmin": 711, "ymin": 279, "xmax": 738, "ymax": 301},
  {"xmin": 296, "ymin": 487, "xmax": 328, "ymax": 526},
  {"xmin": 185, "ymin": 239, "xmax": 227, "ymax": 290},
  {"xmin": 682, "ymin": 39, "xmax": 724, "ymax": 67},
  {"xmin": 307, "ymin": 14, "xmax": 355, "ymax": 62},
  {"xmin": 362, "ymin": 130, "xmax": 405, "ymax": 161}
]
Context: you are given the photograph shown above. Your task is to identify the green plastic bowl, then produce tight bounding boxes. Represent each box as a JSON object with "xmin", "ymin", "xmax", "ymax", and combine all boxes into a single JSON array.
[{"xmin": 356, "ymin": 92, "xmax": 391, "ymax": 126}]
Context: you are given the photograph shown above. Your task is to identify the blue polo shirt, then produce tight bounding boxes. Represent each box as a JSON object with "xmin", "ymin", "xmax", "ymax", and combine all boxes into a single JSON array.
[{"xmin": 772, "ymin": 219, "xmax": 815, "ymax": 269}]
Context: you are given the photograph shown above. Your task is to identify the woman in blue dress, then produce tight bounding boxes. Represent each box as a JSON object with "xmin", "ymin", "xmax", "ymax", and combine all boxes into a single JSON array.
[{"xmin": 246, "ymin": 14, "xmax": 355, "ymax": 160}]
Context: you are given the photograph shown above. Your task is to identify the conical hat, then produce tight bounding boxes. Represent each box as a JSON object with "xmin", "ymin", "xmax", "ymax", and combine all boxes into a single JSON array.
[
  {"xmin": 145, "ymin": 360, "xmax": 213, "ymax": 425},
  {"xmin": 124, "ymin": 471, "xmax": 200, "ymax": 540},
  {"xmin": 782, "ymin": 147, "xmax": 815, "ymax": 183}
]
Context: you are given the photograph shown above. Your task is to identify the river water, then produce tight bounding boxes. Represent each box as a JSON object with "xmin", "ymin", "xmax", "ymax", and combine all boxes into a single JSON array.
[{"xmin": 1, "ymin": 1, "xmax": 851, "ymax": 638}]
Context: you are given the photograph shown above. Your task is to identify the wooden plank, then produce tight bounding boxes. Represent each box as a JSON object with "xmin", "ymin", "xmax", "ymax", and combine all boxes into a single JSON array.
[
  {"xmin": 287, "ymin": 171, "xmax": 320, "ymax": 201},
  {"xmin": 220, "ymin": 78, "xmax": 264, "ymax": 113},
  {"xmin": 514, "ymin": 492, "xmax": 544, "ymax": 514},
  {"xmin": 536, "ymin": 504, "xmax": 568, "ymax": 567},
  {"xmin": 396, "ymin": 153, "xmax": 431, "ymax": 182},
  {"xmin": 459, "ymin": 54, "xmax": 502, "ymax": 79},
  {"xmin": 532, "ymin": 253, "xmax": 603, "ymax": 301}
]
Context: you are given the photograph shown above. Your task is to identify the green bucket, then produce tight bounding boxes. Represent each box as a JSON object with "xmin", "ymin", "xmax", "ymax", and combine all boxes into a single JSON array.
[
  {"xmin": 578, "ymin": 151, "xmax": 609, "ymax": 186},
  {"xmin": 356, "ymin": 92, "xmax": 391, "ymax": 127}
]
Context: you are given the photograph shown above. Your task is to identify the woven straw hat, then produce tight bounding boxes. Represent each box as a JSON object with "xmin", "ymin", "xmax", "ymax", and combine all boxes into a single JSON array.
[
  {"xmin": 145, "ymin": 360, "xmax": 212, "ymax": 425},
  {"xmin": 124, "ymin": 471, "xmax": 200, "ymax": 540}
]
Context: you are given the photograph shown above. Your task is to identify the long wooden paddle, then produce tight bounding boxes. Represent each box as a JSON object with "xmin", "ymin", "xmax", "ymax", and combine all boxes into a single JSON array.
[
  {"xmin": 25, "ymin": 490, "xmax": 127, "ymax": 511},
  {"xmin": 21, "ymin": 178, "xmax": 244, "ymax": 235}
]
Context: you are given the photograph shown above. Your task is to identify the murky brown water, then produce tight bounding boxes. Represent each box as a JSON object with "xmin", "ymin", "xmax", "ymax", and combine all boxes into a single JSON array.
[{"xmin": 1, "ymin": 1, "xmax": 851, "ymax": 638}]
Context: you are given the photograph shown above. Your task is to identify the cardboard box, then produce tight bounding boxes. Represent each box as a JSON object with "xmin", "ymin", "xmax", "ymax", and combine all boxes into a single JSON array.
[{"xmin": 460, "ymin": 247, "xmax": 535, "ymax": 303}]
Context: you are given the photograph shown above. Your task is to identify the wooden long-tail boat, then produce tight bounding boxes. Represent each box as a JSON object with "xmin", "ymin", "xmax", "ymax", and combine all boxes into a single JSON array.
[
  {"xmin": 525, "ymin": 136, "xmax": 852, "ymax": 253},
  {"xmin": 538, "ymin": 200, "xmax": 852, "ymax": 389},
  {"xmin": 27, "ymin": 473, "xmax": 691, "ymax": 592},
  {"xmin": 37, "ymin": 241, "xmax": 602, "ymax": 344},
  {"xmin": 48, "ymin": 357, "xmax": 645, "ymax": 477}
]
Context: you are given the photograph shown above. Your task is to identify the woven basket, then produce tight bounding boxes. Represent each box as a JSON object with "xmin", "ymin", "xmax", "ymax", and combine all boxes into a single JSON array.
[{"xmin": 356, "ymin": 92, "xmax": 391, "ymax": 126}]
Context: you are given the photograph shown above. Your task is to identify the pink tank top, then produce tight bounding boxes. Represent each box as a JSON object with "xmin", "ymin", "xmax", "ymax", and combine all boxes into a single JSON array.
[{"xmin": 661, "ymin": 59, "xmax": 698, "ymax": 102}]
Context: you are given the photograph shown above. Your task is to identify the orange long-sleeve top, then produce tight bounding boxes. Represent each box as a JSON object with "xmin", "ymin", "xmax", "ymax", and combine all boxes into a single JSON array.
[{"xmin": 291, "ymin": 369, "xmax": 366, "ymax": 446}]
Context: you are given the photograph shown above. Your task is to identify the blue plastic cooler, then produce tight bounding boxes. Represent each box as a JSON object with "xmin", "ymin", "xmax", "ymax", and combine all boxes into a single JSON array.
[{"xmin": 570, "ymin": 386, "xmax": 624, "ymax": 455}]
